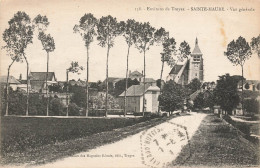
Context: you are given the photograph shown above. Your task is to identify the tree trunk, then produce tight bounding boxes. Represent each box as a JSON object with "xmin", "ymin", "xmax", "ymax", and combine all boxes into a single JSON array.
[
  {"xmin": 23, "ymin": 54, "xmax": 29, "ymax": 116},
  {"xmin": 86, "ymin": 46, "xmax": 89, "ymax": 117},
  {"xmin": 142, "ymin": 49, "xmax": 146, "ymax": 117},
  {"xmin": 124, "ymin": 43, "xmax": 131, "ymax": 117},
  {"xmin": 105, "ymin": 41, "xmax": 110, "ymax": 117},
  {"xmin": 158, "ymin": 59, "xmax": 164, "ymax": 114},
  {"xmin": 66, "ymin": 70, "xmax": 69, "ymax": 116},
  {"xmin": 5, "ymin": 59, "xmax": 15, "ymax": 116},
  {"xmin": 46, "ymin": 52, "xmax": 49, "ymax": 116},
  {"xmin": 241, "ymin": 65, "xmax": 244, "ymax": 115}
]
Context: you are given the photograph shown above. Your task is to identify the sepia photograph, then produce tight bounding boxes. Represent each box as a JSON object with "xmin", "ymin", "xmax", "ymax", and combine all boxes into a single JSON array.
[{"xmin": 0, "ymin": 0, "xmax": 259, "ymax": 167}]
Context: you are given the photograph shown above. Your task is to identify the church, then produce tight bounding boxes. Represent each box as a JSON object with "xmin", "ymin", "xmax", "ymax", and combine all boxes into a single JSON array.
[{"xmin": 166, "ymin": 38, "xmax": 204, "ymax": 85}]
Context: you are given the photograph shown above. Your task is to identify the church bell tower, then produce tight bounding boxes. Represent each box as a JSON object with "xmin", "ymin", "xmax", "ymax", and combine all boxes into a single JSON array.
[{"xmin": 188, "ymin": 38, "xmax": 204, "ymax": 83}]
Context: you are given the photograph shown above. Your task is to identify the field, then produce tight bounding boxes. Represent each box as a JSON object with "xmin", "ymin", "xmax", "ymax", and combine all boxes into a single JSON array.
[
  {"xmin": 0, "ymin": 116, "xmax": 150, "ymax": 154},
  {"xmin": 0, "ymin": 115, "xmax": 171, "ymax": 165}
]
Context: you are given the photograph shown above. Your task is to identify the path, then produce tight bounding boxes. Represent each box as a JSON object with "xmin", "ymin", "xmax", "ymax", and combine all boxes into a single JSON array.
[{"xmin": 34, "ymin": 112, "xmax": 206, "ymax": 168}]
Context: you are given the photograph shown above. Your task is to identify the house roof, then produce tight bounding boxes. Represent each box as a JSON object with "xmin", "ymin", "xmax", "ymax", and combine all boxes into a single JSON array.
[
  {"xmin": 130, "ymin": 70, "xmax": 143, "ymax": 77},
  {"xmin": 0, "ymin": 76, "xmax": 20, "ymax": 84},
  {"xmin": 169, "ymin": 65, "xmax": 183, "ymax": 74},
  {"xmin": 30, "ymin": 72, "xmax": 56, "ymax": 81},
  {"xmin": 119, "ymin": 84, "xmax": 159, "ymax": 97},
  {"xmin": 238, "ymin": 80, "xmax": 260, "ymax": 86},
  {"xmin": 140, "ymin": 78, "xmax": 156, "ymax": 83},
  {"xmin": 103, "ymin": 77, "xmax": 123, "ymax": 83}
]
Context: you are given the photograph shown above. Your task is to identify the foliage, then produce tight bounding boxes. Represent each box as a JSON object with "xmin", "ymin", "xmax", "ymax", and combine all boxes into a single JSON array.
[
  {"xmin": 161, "ymin": 37, "xmax": 177, "ymax": 67},
  {"xmin": 159, "ymin": 80, "xmax": 185, "ymax": 112},
  {"xmin": 2, "ymin": 11, "xmax": 33, "ymax": 58},
  {"xmin": 178, "ymin": 41, "xmax": 191, "ymax": 61},
  {"xmin": 70, "ymin": 85, "xmax": 86, "ymax": 108},
  {"xmin": 38, "ymin": 32, "xmax": 55, "ymax": 53},
  {"xmin": 113, "ymin": 78, "xmax": 139, "ymax": 96},
  {"xmin": 187, "ymin": 78, "xmax": 201, "ymax": 93},
  {"xmin": 49, "ymin": 98, "xmax": 65, "ymax": 116},
  {"xmin": 134, "ymin": 22, "xmax": 155, "ymax": 52},
  {"xmin": 97, "ymin": 15, "xmax": 121, "ymax": 48},
  {"xmin": 119, "ymin": 19, "xmax": 139, "ymax": 46},
  {"xmin": 89, "ymin": 92, "xmax": 119, "ymax": 109},
  {"xmin": 244, "ymin": 99, "xmax": 259, "ymax": 114},
  {"xmin": 193, "ymin": 91, "xmax": 214, "ymax": 110},
  {"xmin": 33, "ymin": 14, "xmax": 49, "ymax": 32},
  {"xmin": 193, "ymin": 92, "xmax": 204, "ymax": 109},
  {"xmin": 250, "ymin": 34, "xmax": 260, "ymax": 58},
  {"xmin": 214, "ymin": 74, "xmax": 240, "ymax": 114},
  {"xmin": 68, "ymin": 103, "xmax": 82, "ymax": 116},
  {"xmin": 67, "ymin": 61, "xmax": 84, "ymax": 73},
  {"xmin": 224, "ymin": 36, "xmax": 252, "ymax": 67},
  {"xmin": 73, "ymin": 13, "xmax": 97, "ymax": 48}
]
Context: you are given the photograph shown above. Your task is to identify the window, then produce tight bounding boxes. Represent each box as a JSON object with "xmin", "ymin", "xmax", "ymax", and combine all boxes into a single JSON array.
[{"xmin": 193, "ymin": 55, "xmax": 200, "ymax": 62}]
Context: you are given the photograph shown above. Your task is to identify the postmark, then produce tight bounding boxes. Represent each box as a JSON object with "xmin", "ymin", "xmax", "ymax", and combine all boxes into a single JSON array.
[{"xmin": 140, "ymin": 121, "xmax": 190, "ymax": 168}]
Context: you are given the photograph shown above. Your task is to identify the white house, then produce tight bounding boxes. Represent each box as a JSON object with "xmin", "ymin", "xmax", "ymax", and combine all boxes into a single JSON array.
[{"xmin": 118, "ymin": 84, "xmax": 160, "ymax": 113}]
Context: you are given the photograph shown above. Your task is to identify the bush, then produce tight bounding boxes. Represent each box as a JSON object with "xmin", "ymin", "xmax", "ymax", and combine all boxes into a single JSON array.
[
  {"xmin": 49, "ymin": 98, "xmax": 65, "ymax": 116},
  {"xmin": 68, "ymin": 103, "xmax": 81, "ymax": 116}
]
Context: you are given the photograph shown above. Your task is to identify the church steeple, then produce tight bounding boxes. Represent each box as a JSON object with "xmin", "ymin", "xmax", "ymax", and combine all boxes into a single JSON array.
[{"xmin": 192, "ymin": 37, "xmax": 202, "ymax": 55}]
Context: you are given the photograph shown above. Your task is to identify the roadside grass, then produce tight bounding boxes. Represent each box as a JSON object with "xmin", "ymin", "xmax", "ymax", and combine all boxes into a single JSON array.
[
  {"xmin": 0, "ymin": 114, "xmax": 178, "ymax": 166},
  {"xmin": 172, "ymin": 114, "xmax": 259, "ymax": 167}
]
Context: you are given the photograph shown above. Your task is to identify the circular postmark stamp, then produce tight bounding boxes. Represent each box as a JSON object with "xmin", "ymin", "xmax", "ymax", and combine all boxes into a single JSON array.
[{"xmin": 140, "ymin": 121, "xmax": 190, "ymax": 168}]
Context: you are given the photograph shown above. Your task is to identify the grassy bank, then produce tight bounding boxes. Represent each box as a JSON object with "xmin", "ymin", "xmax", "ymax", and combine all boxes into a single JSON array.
[
  {"xmin": 173, "ymin": 114, "xmax": 259, "ymax": 167},
  {"xmin": 0, "ymin": 115, "xmax": 173, "ymax": 165}
]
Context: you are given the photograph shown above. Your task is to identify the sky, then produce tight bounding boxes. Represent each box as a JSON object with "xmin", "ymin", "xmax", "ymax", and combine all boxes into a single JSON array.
[{"xmin": 0, "ymin": 0, "xmax": 259, "ymax": 83}]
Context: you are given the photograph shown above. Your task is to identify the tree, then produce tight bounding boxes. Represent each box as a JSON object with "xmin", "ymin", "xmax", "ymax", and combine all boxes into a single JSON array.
[
  {"xmin": 214, "ymin": 74, "xmax": 240, "ymax": 115},
  {"xmin": 119, "ymin": 19, "xmax": 139, "ymax": 116},
  {"xmin": 97, "ymin": 15, "xmax": 121, "ymax": 117},
  {"xmin": 224, "ymin": 36, "xmax": 252, "ymax": 115},
  {"xmin": 134, "ymin": 22, "xmax": 155, "ymax": 115},
  {"xmin": 3, "ymin": 12, "xmax": 33, "ymax": 116},
  {"xmin": 187, "ymin": 78, "xmax": 201, "ymax": 93},
  {"xmin": 193, "ymin": 92, "xmax": 204, "ymax": 109},
  {"xmin": 33, "ymin": 15, "xmax": 55, "ymax": 116},
  {"xmin": 2, "ymin": 44, "xmax": 23, "ymax": 116},
  {"xmin": 154, "ymin": 27, "xmax": 176, "ymax": 113},
  {"xmin": 74, "ymin": 13, "xmax": 97, "ymax": 117},
  {"xmin": 251, "ymin": 34, "xmax": 260, "ymax": 58},
  {"xmin": 66, "ymin": 62, "xmax": 84, "ymax": 116},
  {"xmin": 178, "ymin": 41, "xmax": 191, "ymax": 62},
  {"xmin": 159, "ymin": 80, "xmax": 185, "ymax": 114}
]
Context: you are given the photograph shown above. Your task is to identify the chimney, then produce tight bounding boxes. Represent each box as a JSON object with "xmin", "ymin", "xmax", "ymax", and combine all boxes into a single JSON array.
[{"xmin": 19, "ymin": 74, "xmax": 22, "ymax": 80}]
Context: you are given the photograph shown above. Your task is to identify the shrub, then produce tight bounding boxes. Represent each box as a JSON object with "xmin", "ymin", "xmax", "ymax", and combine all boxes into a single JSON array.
[
  {"xmin": 68, "ymin": 103, "xmax": 81, "ymax": 116},
  {"xmin": 49, "ymin": 98, "xmax": 65, "ymax": 116}
]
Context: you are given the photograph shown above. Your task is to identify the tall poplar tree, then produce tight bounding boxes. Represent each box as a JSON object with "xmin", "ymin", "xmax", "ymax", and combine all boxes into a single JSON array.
[
  {"xmin": 74, "ymin": 13, "xmax": 97, "ymax": 116},
  {"xmin": 97, "ymin": 15, "xmax": 120, "ymax": 117}
]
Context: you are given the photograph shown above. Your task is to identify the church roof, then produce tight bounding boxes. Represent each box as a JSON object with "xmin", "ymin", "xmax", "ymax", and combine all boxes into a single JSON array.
[
  {"xmin": 192, "ymin": 38, "xmax": 202, "ymax": 55},
  {"xmin": 169, "ymin": 65, "xmax": 183, "ymax": 74}
]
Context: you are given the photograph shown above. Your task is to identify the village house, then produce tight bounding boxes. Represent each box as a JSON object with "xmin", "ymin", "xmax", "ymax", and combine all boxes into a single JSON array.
[
  {"xmin": 0, "ymin": 76, "xmax": 24, "ymax": 91},
  {"xmin": 29, "ymin": 72, "xmax": 57, "ymax": 93},
  {"xmin": 237, "ymin": 80, "xmax": 260, "ymax": 92},
  {"xmin": 118, "ymin": 84, "xmax": 160, "ymax": 113}
]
